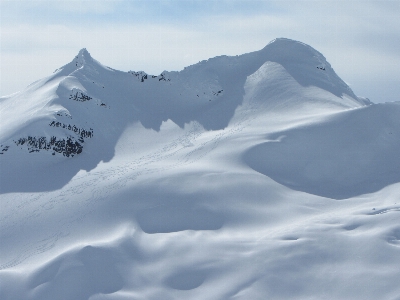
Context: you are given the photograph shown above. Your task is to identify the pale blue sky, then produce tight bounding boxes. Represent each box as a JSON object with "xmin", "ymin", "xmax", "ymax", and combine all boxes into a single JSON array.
[{"xmin": 1, "ymin": 0, "xmax": 399, "ymax": 103}]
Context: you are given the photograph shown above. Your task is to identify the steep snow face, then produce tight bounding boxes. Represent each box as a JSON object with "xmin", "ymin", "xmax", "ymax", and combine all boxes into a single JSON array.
[
  {"xmin": 259, "ymin": 38, "xmax": 359, "ymax": 99},
  {"xmin": 2, "ymin": 39, "xmax": 399, "ymax": 300},
  {"xmin": 242, "ymin": 61, "xmax": 362, "ymax": 114}
]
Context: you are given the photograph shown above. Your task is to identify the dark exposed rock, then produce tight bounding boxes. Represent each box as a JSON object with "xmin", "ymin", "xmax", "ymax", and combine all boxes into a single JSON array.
[
  {"xmin": 128, "ymin": 71, "xmax": 148, "ymax": 82},
  {"xmin": 212, "ymin": 90, "xmax": 223, "ymax": 96},
  {"xmin": 14, "ymin": 135, "xmax": 84, "ymax": 157},
  {"xmin": 0, "ymin": 145, "xmax": 9, "ymax": 154},
  {"xmin": 49, "ymin": 121, "xmax": 93, "ymax": 139},
  {"xmin": 69, "ymin": 91, "xmax": 92, "ymax": 102},
  {"xmin": 158, "ymin": 73, "xmax": 170, "ymax": 81},
  {"xmin": 11, "ymin": 122, "xmax": 93, "ymax": 157},
  {"xmin": 128, "ymin": 71, "xmax": 170, "ymax": 82}
]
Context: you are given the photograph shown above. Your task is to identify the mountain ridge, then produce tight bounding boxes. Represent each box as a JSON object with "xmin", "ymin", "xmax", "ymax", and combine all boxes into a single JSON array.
[
  {"xmin": 0, "ymin": 38, "xmax": 376, "ymax": 193},
  {"xmin": 0, "ymin": 38, "xmax": 368, "ymax": 151},
  {"xmin": 1, "ymin": 39, "xmax": 400, "ymax": 300}
]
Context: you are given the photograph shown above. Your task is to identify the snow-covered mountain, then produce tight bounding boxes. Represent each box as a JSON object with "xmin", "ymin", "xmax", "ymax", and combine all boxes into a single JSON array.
[{"xmin": 1, "ymin": 38, "xmax": 399, "ymax": 299}]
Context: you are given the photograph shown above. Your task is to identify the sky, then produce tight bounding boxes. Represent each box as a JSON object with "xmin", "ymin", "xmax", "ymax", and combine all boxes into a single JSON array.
[{"xmin": 1, "ymin": 0, "xmax": 399, "ymax": 103}]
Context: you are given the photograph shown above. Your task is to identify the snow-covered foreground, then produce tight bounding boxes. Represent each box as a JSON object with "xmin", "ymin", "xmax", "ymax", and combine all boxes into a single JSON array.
[{"xmin": 1, "ymin": 38, "xmax": 399, "ymax": 299}]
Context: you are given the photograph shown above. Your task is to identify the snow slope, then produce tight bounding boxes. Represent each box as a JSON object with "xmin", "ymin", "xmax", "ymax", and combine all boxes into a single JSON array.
[{"xmin": 0, "ymin": 38, "xmax": 399, "ymax": 299}]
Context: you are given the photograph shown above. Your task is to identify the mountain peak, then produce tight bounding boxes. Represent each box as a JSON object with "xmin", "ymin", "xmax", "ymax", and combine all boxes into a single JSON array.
[
  {"xmin": 78, "ymin": 48, "xmax": 91, "ymax": 57},
  {"xmin": 73, "ymin": 48, "xmax": 93, "ymax": 67},
  {"xmin": 259, "ymin": 37, "xmax": 357, "ymax": 99},
  {"xmin": 262, "ymin": 37, "xmax": 321, "ymax": 57},
  {"xmin": 267, "ymin": 37, "xmax": 301, "ymax": 45}
]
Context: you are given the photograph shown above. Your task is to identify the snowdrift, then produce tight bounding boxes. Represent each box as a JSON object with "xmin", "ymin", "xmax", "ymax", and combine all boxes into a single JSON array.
[
  {"xmin": 244, "ymin": 102, "xmax": 400, "ymax": 199},
  {"xmin": 1, "ymin": 38, "xmax": 399, "ymax": 300}
]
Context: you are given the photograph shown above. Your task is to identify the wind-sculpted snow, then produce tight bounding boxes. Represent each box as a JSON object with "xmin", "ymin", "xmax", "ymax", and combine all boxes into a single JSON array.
[
  {"xmin": 27, "ymin": 245, "xmax": 124, "ymax": 300},
  {"xmin": 260, "ymin": 38, "xmax": 359, "ymax": 99},
  {"xmin": 137, "ymin": 201, "xmax": 224, "ymax": 234},
  {"xmin": 244, "ymin": 102, "xmax": 400, "ymax": 199},
  {"xmin": 1, "ymin": 39, "xmax": 400, "ymax": 299}
]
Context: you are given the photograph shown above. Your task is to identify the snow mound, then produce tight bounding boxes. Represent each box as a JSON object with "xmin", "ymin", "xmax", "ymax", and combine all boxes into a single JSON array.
[
  {"xmin": 244, "ymin": 102, "xmax": 400, "ymax": 199},
  {"xmin": 260, "ymin": 38, "xmax": 358, "ymax": 99}
]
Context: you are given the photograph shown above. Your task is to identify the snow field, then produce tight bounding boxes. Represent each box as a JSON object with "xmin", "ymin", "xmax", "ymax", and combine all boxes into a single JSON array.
[{"xmin": 1, "ymin": 38, "xmax": 399, "ymax": 299}]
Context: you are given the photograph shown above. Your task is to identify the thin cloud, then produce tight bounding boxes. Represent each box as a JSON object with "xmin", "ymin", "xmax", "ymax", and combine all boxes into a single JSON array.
[
  {"xmin": 1, "ymin": 0, "xmax": 399, "ymax": 102},
  {"xmin": 48, "ymin": 1, "xmax": 121, "ymax": 14}
]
